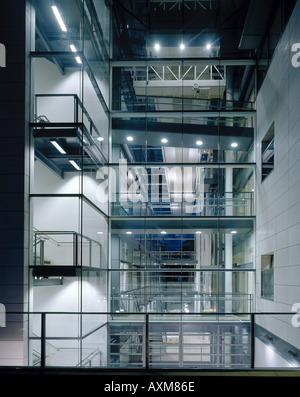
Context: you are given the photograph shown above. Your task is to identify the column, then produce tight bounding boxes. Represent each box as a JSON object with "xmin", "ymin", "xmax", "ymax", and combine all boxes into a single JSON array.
[
  {"xmin": 224, "ymin": 66, "xmax": 234, "ymax": 314},
  {"xmin": 225, "ymin": 163, "xmax": 233, "ymax": 313}
]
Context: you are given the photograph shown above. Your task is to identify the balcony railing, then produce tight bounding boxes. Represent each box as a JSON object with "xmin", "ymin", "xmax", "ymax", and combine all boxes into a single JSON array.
[
  {"xmin": 33, "ymin": 230, "xmax": 102, "ymax": 269},
  {"xmin": 1, "ymin": 312, "xmax": 299, "ymax": 369},
  {"xmin": 111, "ymin": 191, "xmax": 254, "ymax": 217}
]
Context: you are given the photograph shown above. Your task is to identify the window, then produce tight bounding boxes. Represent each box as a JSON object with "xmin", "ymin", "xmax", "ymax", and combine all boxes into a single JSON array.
[
  {"xmin": 261, "ymin": 254, "xmax": 274, "ymax": 300},
  {"xmin": 261, "ymin": 122, "xmax": 274, "ymax": 181}
]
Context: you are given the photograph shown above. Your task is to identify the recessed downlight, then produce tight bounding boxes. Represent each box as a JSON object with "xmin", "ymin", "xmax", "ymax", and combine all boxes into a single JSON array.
[
  {"xmin": 161, "ymin": 230, "xmax": 167, "ymax": 234},
  {"xmin": 127, "ymin": 136, "xmax": 133, "ymax": 142},
  {"xmin": 154, "ymin": 43, "xmax": 160, "ymax": 51},
  {"xmin": 231, "ymin": 142, "xmax": 238, "ymax": 148},
  {"xmin": 161, "ymin": 138, "xmax": 168, "ymax": 143},
  {"xmin": 206, "ymin": 43, "xmax": 211, "ymax": 50},
  {"xmin": 196, "ymin": 231, "xmax": 202, "ymax": 234},
  {"xmin": 97, "ymin": 137, "xmax": 104, "ymax": 141},
  {"xmin": 196, "ymin": 140, "xmax": 203, "ymax": 146},
  {"xmin": 180, "ymin": 43, "xmax": 185, "ymax": 50},
  {"xmin": 126, "ymin": 231, "xmax": 132, "ymax": 235},
  {"xmin": 231, "ymin": 230, "xmax": 237, "ymax": 234}
]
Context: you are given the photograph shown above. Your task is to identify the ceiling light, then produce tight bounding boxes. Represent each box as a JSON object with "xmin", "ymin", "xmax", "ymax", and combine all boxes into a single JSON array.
[
  {"xmin": 75, "ymin": 56, "xmax": 82, "ymax": 64},
  {"xmin": 70, "ymin": 44, "xmax": 77, "ymax": 52},
  {"xmin": 231, "ymin": 230, "xmax": 237, "ymax": 234},
  {"xmin": 196, "ymin": 140, "xmax": 203, "ymax": 146},
  {"xmin": 51, "ymin": 6, "xmax": 67, "ymax": 32},
  {"xmin": 126, "ymin": 231, "xmax": 132, "ymax": 235},
  {"xmin": 127, "ymin": 136, "xmax": 133, "ymax": 141},
  {"xmin": 196, "ymin": 231, "xmax": 202, "ymax": 234},
  {"xmin": 50, "ymin": 140, "xmax": 66, "ymax": 154},
  {"xmin": 97, "ymin": 231, "xmax": 103, "ymax": 235},
  {"xmin": 97, "ymin": 137, "xmax": 104, "ymax": 142},
  {"xmin": 161, "ymin": 230, "xmax": 167, "ymax": 234},
  {"xmin": 180, "ymin": 43, "xmax": 185, "ymax": 50},
  {"xmin": 161, "ymin": 138, "xmax": 168, "ymax": 143},
  {"xmin": 69, "ymin": 160, "xmax": 81, "ymax": 171},
  {"xmin": 231, "ymin": 142, "xmax": 238, "ymax": 148},
  {"xmin": 206, "ymin": 43, "xmax": 211, "ymax": 50},
  {"xmin": 154, "ymin": 43, "xmax": 160, "ymax": 51}
]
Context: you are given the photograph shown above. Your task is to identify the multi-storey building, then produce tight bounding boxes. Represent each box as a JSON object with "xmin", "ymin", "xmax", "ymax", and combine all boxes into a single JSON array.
[{"xmin": 0, "ymin": 0, "xmax": 300, "ymax": 374}]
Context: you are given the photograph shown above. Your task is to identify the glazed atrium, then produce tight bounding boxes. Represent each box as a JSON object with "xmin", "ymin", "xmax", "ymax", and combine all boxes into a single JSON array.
[{"xmin": 0, "ymin": 0, "xmax": 300, "ymax": 372}]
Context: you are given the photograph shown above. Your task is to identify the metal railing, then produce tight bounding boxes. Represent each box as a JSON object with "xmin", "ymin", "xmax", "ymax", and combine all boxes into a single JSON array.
[
  {"xmin": 33, "ymin": 230, "xmax": 102, "ymax": 269},
  {"xmin": 1, "ymin": 311, "xmax": 299, "ymax": 369},
  {"xmin": 110, "ymin": 191, "xmax": 254, "ymax": 217}
]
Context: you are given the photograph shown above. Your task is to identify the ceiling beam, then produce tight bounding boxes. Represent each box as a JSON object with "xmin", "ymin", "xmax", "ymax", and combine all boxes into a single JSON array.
[
  {"xmin": 111, "ymin": 58, "xmax": 267, "ymax": 67},
  {"xmin": 36, "ymin": 25, "xmax": 65, "ymax": 75}
]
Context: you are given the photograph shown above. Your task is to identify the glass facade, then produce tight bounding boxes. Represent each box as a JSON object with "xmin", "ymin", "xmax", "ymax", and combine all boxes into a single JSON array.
[
  {"xmin": 0, "ymin": 0, "xmax": 298, "ymax": 370},
  {"xmin": 28, "ymin": 0, "xmax": 256, "ymax": 368}
]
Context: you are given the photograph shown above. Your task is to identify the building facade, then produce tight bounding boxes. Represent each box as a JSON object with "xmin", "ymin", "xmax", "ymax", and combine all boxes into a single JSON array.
[{"xmin": 0, "ymin": 0, "xmax": 299, "ymax": 369}]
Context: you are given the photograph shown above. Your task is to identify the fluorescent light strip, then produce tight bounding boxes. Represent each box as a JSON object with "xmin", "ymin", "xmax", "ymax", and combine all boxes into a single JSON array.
[
  {"xmin": 50, "ymin": 140, "xmax": 66, "ymax": 154},
  {"xmin": 69, "ymin": 160, "xmax": 81, "ymax": 171},
  {"xmin": 75, "ymin": 56, "xmax": 82, "ymax": 64},
  {"xmin": 51, "ymin": 6, "xmax": 67, "ymax": 32},
  {"xmin": 70, "ymin": 44, "xmax": 77, "ymax": 52}
]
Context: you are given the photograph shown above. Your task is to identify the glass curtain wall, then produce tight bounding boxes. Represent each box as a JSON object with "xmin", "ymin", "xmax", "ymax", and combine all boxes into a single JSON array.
[
  {"xmin": 28, "ymin": 0, "xmax": 255, "ymax": 369},
  {"xmin": 108, "ymin": 0, "xmax": 255, "ymax": 368}
]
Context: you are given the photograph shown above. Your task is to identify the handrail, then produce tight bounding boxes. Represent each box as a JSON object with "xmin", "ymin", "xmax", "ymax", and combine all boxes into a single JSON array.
[
  {"xmin": 34, "ymin": 230, "xmax": 101, "ymax": 247},
  {"xmin": 76, "ymin": 348, "xmax": 101, "ymax": 367},
  {"xmin": 5, "ymin": 311, "xmax": 299, "ymax": 369},
  {"xmin": 34, "ymin": 93, "xmax": 102, "ymax": 139},
  {"xmin": 33, "ymin": 230, "xmax": 102, "ymax": 268}
]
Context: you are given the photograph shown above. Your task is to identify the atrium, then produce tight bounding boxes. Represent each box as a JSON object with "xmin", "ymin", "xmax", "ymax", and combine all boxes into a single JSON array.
[{"xmin": 0, "ymin": 0, "xmax": 300, "ymax": 377}]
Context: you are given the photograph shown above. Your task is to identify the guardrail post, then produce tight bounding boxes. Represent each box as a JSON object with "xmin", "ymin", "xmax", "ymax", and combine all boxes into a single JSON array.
[
  {"xmin": 41, "ymin": 313, "xmax": 46, "ymax": 368},
  {"xmin": 145, "ymin": 313, "xmax": 149, "ymax": 368},
  {"xmin": 40, "ymin": 239, "xmax": 44, "ymax": 266},
  {"xmin": 73, "ymin": 233, "xmax": 78, "ymax": 266}
]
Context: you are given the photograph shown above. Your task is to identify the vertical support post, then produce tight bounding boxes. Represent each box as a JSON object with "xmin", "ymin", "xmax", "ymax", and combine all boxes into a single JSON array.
[
  {"xmin": 89, "ymin": 239, "xmax": 92, "ymax": 268},
  {"xmin": 74, "ymin": 233, "xmax": 78, "ymax": 266},
  {"xmin": 74, "ymin": 94, "xmax": 78, "ymax": 123},
  {"xmin": 40, "ymin": 239, "xmax": 44, "ymax": 266},
  {"xmin": 41, "ymin": 313, "xmax": 46, "ymax": 368},
  {"xmin": 145, "ymin": 313, "xmax": 149, "ymax": 368},
  {"xmin": 251, "ymin": 313, "xmax": 255, "ymax": 368}
]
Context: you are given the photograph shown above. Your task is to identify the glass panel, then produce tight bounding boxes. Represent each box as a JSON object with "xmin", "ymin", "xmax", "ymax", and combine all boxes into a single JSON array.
[
  {"xmin": 81, "ymin": 313, "xmax": 108, "ymax": 367},
  {"xmin": 110, "ymin": 269, "xmax": 254, "ymax": 314},
  {"xmin": 149, "ymin": 322, "xmax": 180, "ymax": 367},
  {"xmin": 109, "ymin": 319, "xmax": 145, "ymax": 367},
  {"xmin": 108, "ymin": 165, "xmax": 254, "ymax": 217}
]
